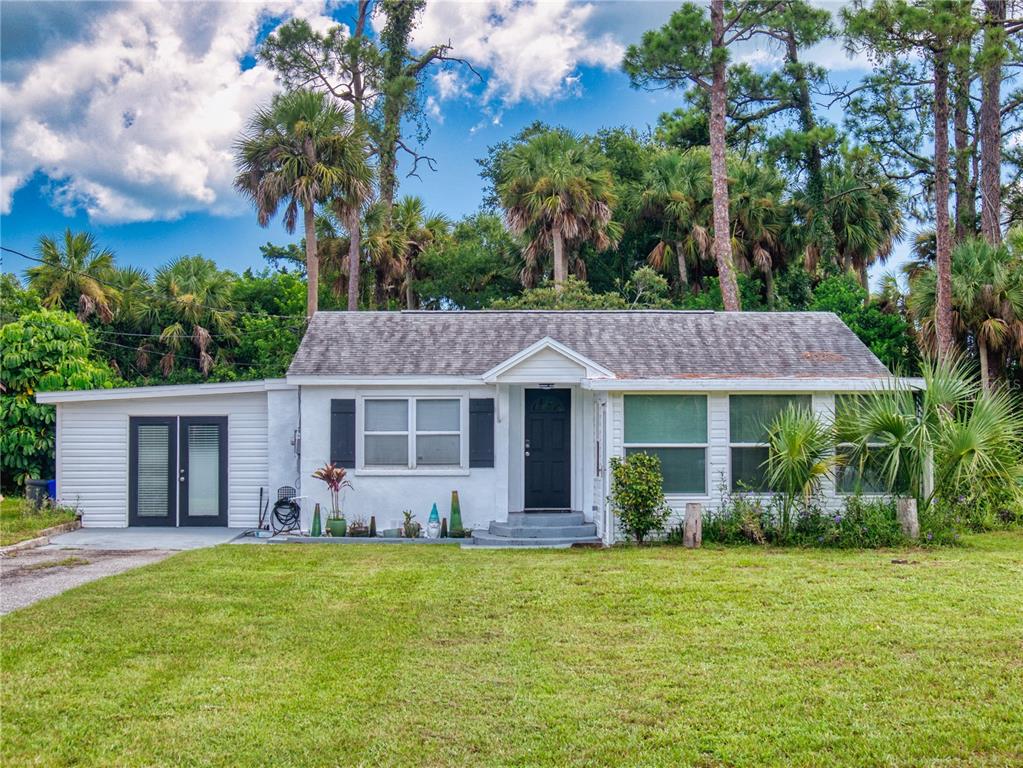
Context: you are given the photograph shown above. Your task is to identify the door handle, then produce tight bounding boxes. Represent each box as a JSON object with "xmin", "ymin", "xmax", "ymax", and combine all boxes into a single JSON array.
[{"xmin": 179, "ymin": 469, "xmax": 186, "ymax": 482}]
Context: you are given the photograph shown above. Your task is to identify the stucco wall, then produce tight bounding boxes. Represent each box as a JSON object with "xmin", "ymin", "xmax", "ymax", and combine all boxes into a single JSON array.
[{"xmin": 298, "ymin": 384, "xmax": 505, "ymax": 534}]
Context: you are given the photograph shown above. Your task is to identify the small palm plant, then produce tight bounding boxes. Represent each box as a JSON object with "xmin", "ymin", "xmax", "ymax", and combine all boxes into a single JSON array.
[
  {"xmin": 835, "ymin": 355, "xmax": 1023, "ymax": 511},
  {"xmin": 765, "ymin": 405, "xmax": 838, "ymax": 540},
  {"xmin": 311, "ymin": 463, "xmax": 353, "ymax": 520}
]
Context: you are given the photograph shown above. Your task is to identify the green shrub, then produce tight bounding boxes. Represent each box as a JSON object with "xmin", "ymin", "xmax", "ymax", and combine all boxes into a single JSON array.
[
  {"xmin": 1, "ymin": 310, "xmax": 116, "ymax": 490},
  {"xmin": 793, "ymin": 496, "xmax": 906, "ymax": 548},
  {"xmin": 702, "ymin": 494, "xmax": 772, "ymax": 545},
  {"xmin": 705, "ymin": 492, "xmax": 925, "ymax": 549},
  {"xmin": 608, "ymin": 453, "xmax": 671, "ymax": 544}
]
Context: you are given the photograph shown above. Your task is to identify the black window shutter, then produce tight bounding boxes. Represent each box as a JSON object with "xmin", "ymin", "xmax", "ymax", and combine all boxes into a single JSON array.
[
  {"xmin": 330, "ymin": 399, "xmax": 356, "ymax": 467},
  {"xmin": 469, "ymin": 398, "xmax": 495, "ymax": 468}
]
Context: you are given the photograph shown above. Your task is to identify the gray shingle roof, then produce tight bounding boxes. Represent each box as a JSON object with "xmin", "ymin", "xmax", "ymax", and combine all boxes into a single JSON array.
[{"xmin": 288, "ymin": 310, "xmax": 891, "ymax": 379}]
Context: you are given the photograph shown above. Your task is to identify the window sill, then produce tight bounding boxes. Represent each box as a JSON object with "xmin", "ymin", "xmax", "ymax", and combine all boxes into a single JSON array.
[{"xmin": 354, "ymin": 468, "xmax": 471, "ymax": 477}]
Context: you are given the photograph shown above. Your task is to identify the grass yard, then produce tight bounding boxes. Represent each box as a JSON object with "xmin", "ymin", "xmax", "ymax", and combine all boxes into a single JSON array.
[
  {"xmin": 2, "ymin": 535, "xmax": 1022, "ymax": 767},
  {"xmin": 0, "ymin": 496, "xmax": 77, "ymax": 547}
]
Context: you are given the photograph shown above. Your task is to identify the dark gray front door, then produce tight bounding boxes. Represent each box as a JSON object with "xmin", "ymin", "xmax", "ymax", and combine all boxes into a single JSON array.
[
  {"xmin": 129, "ymin": 416, "xmax": 227, "ymax": 527},
  {"xmin": 178, "ymin": 417, "xmax": 228, "ymax": 526},
  {"xmin": 129, "ymin": 417, "xmax": 177, "ymax": 527},
  {"xmin": 524, "ymin": 388, "xmax": 571, "ymax": 509}
]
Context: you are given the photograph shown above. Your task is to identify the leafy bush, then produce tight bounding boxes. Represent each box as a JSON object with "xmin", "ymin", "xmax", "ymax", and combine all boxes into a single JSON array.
[
  {"xmin": 1, "ymin": 310, "xmax": 116, "ymax": 490},
  {"xmin": 702, "ymin": 494, "xmax": 772, "ymax": 545},
  {"xmin": 704, "ymin": 492, "xmax": 915, "ymax": 549},
  {"xmin": 608, "ymin": 453, "xmax": 671, "ymax": 544}
]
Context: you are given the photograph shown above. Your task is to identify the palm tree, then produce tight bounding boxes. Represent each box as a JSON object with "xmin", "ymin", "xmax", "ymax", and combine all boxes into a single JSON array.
[
  {"xmin": 26, "ymin": 229, "xmax": 117, "ymax": 322},
  {"xmin": 909, "ymin": 237, "xmax": 1023, "ymax": 390},
  {"xmin": 641, "ymin": 149, "xmax": 713, "ymax": 294},
  {"xmin": 235, "ymin": 89, "xmax": 371, "ymax": 316},
  {"xmin": 390, "ymin": 197, "xmax": 450, "ymax": 309},
  {"xmin": 497, "ymin": 131, "xmax": 621, "ymax": 288},
  {"xmin": 795, "ymin": 166, "xmax": 903, "ymax": 292},
  {"xmin": 729, "ymin": 159, "xmax": 787, "ymax": 308},
  {"xmin": 150, "ymin": 256, "xmax": 236, "ymax": 376}
]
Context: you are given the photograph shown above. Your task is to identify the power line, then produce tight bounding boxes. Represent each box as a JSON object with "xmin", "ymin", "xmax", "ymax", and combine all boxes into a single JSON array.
[
  {"xmin": 92, "ymin": 337, "xmax": 270, "ymax": 369},
  {"xmin": 1, "ymin": 244, "xmax": 310, "ymax": 322}
]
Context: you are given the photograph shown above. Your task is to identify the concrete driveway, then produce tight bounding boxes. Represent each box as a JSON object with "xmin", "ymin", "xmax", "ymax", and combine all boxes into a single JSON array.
[
  {"xmin": 1, "ymin": 528, "xmax": 246, "ymax": 615},
  {"xmin": 45, "ymin": 527, "xmax": 247, "ymax": 550}
]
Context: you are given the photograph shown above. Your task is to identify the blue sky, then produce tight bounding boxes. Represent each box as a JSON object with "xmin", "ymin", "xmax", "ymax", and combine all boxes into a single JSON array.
[{"xmin": 1, "ymin": 1, "xmax": 902, "ymax": 284}]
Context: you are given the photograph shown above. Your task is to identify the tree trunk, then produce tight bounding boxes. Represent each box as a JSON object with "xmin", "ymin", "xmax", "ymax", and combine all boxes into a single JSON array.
[
  {"xmin": 763, "ymin": 266, "xmax": 775, "ymax": 309},
  {"xmin": 405, "ymin": 277, "xmax": 416, "ymax": 310},
  {"xmin": 952, "ymin": 60, "xmax": 975, "ymax": 244},
  {"xmin": 709, "ymin": 0, "xmax": 741, "ymax": 312},
  {"xmin": 552, "ymin": 230, "xmax": 568, "ymax": 287},
  {"xmin": 304, "ymin": 205, "xmax": 319, "ymax": 317},
  {"xmin": 979, "ymin": 0, "xmax": 1005, "ymax": 244},
  {"xmin": 933, "ymin": 52, "xmax": 955, "ymax": 358},
  {"xmin": 675, "ymin": 242, "xmax": 689, "ymax": 291},
  {"xmin": 857, "ymin": 261, "xmax": 870, "ymax": 294},
  {"xmin": 979, "ymin": 336, "xmax": 990, "ymax": 391},
  {"xmin": 346, "ymin": 208, "xmax": 361, "ymax": 312}
]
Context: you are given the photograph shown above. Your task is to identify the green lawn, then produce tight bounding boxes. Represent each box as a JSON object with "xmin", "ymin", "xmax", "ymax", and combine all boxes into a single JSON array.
[
  {"xmin": 0, "ymin": 496, "xmax": 77, "ymax": 547},
  {"xmin": 2, "ymin": 535, "xmax": 1022, "ymax": 767}
]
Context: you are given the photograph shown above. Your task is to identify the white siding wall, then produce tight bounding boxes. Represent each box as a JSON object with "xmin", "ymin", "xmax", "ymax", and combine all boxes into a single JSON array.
[
  {"xmin": 57, "ymin": 392, "xmax": 269, "ymax": 528},
  {"xmin": 605, "ymin": 390, "xmax": 851, "ymax": 540},
  {"xmin": 496, "ymin": 348, "xmax": 587, "ymax": 383}
]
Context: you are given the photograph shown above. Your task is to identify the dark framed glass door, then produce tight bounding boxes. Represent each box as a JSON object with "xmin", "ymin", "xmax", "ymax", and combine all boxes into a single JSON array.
[
  {"xmin": 129, "ymin": 417, "xmax": 177, "ymax": 526},
  {"xmin": 129, "ymin": 416, "xmax": 227, "ymax": 527},
  {"xmin": 524, "ymin": 388, "xmax": 571, "ymax": 509},
  {"xmin": 179, "ymin": 417, "xmax": 228, "ymax": 527}
]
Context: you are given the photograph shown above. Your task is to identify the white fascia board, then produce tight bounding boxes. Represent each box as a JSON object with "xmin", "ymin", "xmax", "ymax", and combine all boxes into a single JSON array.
[
  {"xmin": 35, "ymin": 378, "xmax": 294, "ymax": 404},
  {"xmin": 286, "ymin": 375, "xmax": 484, "ymax": 386},
  {"xmin": 481, "ymin": 336, "xmax": 615, "ymax": 383},
  {"xmin": 582, "ymin": 376, "xmax": 924, "ymax": 392}
]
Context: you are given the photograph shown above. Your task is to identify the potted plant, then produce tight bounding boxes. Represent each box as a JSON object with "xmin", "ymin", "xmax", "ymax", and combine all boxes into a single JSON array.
[
  {"xmin": 348, "ymin": 515, "xmax": 369, "ymax": 537},
  {"xmin": 402, "ymin": 510, "xmax": 421, "ymax": 538},
  {"xmin": 311, "ymin": 462, "xmax": 353, "ymax": 537}
]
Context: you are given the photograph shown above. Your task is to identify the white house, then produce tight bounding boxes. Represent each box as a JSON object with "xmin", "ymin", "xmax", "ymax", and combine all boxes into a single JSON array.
[{"xmin": 36, "ymin": 310, "xmax": 914, "ymax": 545}]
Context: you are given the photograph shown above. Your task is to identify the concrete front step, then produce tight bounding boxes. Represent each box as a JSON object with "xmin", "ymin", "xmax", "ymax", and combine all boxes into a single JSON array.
[
  {"xmin": 468, "ymin": 530, "xmax": 602, "ymax": 548},
  {"xmin": 489, "ymin": 522, "xmax": 597, "ymax": 539},
  {"xmin": 506, "ymin": 511, "xmax": 586, "ymax": 527}
]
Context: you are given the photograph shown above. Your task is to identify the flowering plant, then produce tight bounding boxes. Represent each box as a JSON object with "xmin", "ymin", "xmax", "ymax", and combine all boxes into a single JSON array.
[{"xmin": 311, "ymin": 463, "xmax": 353, "ymax": 519}]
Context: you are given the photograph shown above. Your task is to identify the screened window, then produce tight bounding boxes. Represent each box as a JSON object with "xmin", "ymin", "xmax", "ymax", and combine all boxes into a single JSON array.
[
  {"xmin": 729, "ymin": 394, "xmax": 812, "ymax": 491},
  {"xmin": 833, "ymin": 394, "xmax": 909, "ymax": 494},
  {"xmin": 415, "ymin": 399, "xmax": 460, "ymax": 466},
  {"xmin": 364, "ymin": 399, "xmax": 409, "ymax": 466},
  {"xmin": 363, "ymin": 398, "xmax": 462, "ymax": 468},
  {"xmin": 624, "ymin": 395, "xmax": 707, "ymax": 494}
]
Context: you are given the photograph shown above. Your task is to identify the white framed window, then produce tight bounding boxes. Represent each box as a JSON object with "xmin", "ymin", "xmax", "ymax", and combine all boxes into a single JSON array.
[
  {"xmin": 729, "ymin": 394, "xmax": 812, "ymax": 492},
  {"xmin": 623, "ymin": 394, "xmax": 708, "ymax": 495},
  {"xmin": 833, "ymin": 394, "xmax": 909, "ymax": 495},
  {"xmin": 362, "ymin": 397, "xmax": 463, "ymax": 469}
]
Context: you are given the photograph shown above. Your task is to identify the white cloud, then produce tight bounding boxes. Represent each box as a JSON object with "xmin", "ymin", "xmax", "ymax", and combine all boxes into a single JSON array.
[
  {"xmin": 425, "ymin": 95, "xmax": 444, "ymax": 123},
  {"xmin": 414, "ymin": 0, "xmax": 624, "ymax": 104},
  {"xmin": 0, "ymin": 1, "xmax": 336, "ymax": 222}
]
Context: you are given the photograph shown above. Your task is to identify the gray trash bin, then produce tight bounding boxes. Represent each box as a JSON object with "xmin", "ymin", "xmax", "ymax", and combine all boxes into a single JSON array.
[{"xmin": 25, "ymin": 479, "xmax": 51, "ymax": 508}]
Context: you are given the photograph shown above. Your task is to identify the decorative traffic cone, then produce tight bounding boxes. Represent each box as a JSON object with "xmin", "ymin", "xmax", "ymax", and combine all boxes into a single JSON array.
[
  {"xmin": 449, "ymin": 491, "xmax": 463, "ymax": 537},
  {"xmin": 440, "ymin": 517, "xmax": 448, "ymax": 538},
  {"xmin": 311, "ymin": 503, "xmax": 322, "ymax": 537}
]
